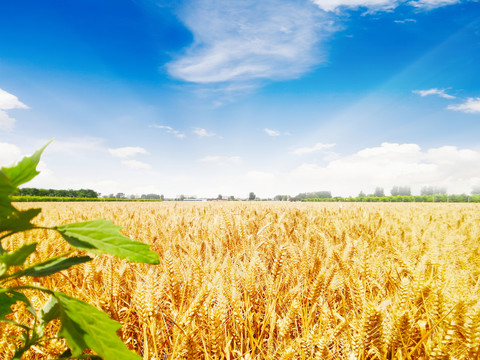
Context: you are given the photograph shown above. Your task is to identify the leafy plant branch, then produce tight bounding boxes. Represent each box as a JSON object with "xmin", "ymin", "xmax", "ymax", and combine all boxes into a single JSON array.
[{"xmin": 0, "ymin": 142, "xmax": 160, "ymax": 360}]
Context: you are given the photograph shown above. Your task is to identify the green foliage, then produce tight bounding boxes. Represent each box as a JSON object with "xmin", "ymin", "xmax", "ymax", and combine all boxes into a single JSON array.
[
  {"xmin": 55, "ymin": 220, "xmax": 159, "ymax": 263},
  {"xmin": 0, "ymin": 143, "xmax": 159, "ymax": 359},
  {"xmin": 14, "ymin": 188, "xmax": 99, "ymax": 198},
  {"xmin": 11, "ymin": 196, "xmax": 161, "ymax": 202}
]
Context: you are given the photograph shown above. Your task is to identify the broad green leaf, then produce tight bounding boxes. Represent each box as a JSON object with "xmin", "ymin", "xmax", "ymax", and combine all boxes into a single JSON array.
[
  {"xmin": 0, "ymin": 172, "xmax": 16, "ymax": 199},
  {"xmin": 1, "ymin": 140, "xmax": 51, "ymax": 190},
  {"xmin": 40, "ymin": 295, "xmax": 60, "ymax": 323},
  {"xmin": 55, "ymin": 220, "xmax": 159, "ymax": 264},
  {"xmin": 53, "ymin": 291, "xmax": 141, "ymax": 360},
  {"xmin": 0, "ymin": 208, "xmax": 41, "ymax": 234},
  {"xmin": 0, "ymin": 290, "xmax": 31, "ymax": 320},
  {"xmin": 15, "ymin": 255, "xmax": 92, "ymax": 278},
  {"xmin": 0, "ymin": 189, "xmax": 16, "ymax": 220},
  {"xmin": 0, "ymin": 242, "xmax": 37, "ymax": 268}
]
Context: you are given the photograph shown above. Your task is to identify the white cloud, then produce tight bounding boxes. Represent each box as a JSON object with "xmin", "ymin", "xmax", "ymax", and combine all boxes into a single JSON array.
[
  {"xmin": 394, "ymin": 18, "xmax": 417, "ymax": 23},
  {"xmin": 288, "ymin": 142, "xmax": 480, "ymax": 196},
  {"xmin": 0, "ymin": 110, "xmax": 16, "ymax": 131},
  {"xmin": 312, "ymin": 0, "xmax": 458, "ymax": 11},
  {"xmin": 408, "ymin": 0, "xmax": 460, "ymax": 9},
  {"xmin": 292, "ymin": 142, "xmax": 336, "ymax": 155},
  {"xmin": 264, "ymin": 128, "xmax": 281, "ymax": 137},
  {"xmin": 0, "ymin": 88, "xmax": 29, "ymax": 131},
  {"xmin": 199, "ymin": 155, "xmax": 242, "ymax": 164},
  {"xmin": 108, "ymin": 146, "xmax": 148, "ymax": 158},
  {"xmin": 447, "ymin": 98, "xmax": 480, "ymax": 114},
  {"xmin": 312, "ymin": 0, "xmax": 398, "ymax": 12},
  {"xmin": 152, "ymin": 124, "xmax": 186, "ymax": 138},
  {"xmin": 194, "ymin": 127, "xmax": 216, "ymax": 137},
  {"xmin": 412, "ymin": 88, "xmax": 455, "ymax": 99},
  {"xmin": 167, "ymin": 0, "xmax": 333, "ymax": 84},
  {"xmin": 0, "ymin": 88, "xmax": 28, "ymax": 110},
  {"xmin": 0, "ymin": 142, "xmax": 22, "ymax": 166},
  {"xmin": 121, "ymin": 160, "xmax": 152, "ymax": 170}
]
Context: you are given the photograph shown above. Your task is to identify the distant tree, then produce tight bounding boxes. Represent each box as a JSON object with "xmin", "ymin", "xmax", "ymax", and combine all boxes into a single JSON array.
[
  {"xmin": 160, "ymin": 194, "xmax": 165, "ymax": 201},
  {"xmin": 217, "ymin": 194, "xmax": 223, "ymax": 200},
  {"xmin": 249, "ymin": 192, "xmax": 256, "ymax": 201},
  {"xmin": 115, "ymin": 193, "xmax": 125, "ymax": 199},
  {"xmin": 274, "ymin": 195, "xmax": 283, "ymax": 201},
  {"xmin": 421, "ymin": 186, "xmax": 447, "ymax": 195},
  {"xmin": 315, "ymin": 191, "xmax": 332, "ymax": 198},
  {"xmin": 358, "ymin": 190, "xmax": 366, "ymax": 197},
  {"xmin": 141, "ymin": 193, "xmax": 161, "ymax": 200},
  {"xmin": 228, "ymin": 195, "xmax": 235, "ymax": 201},
  {"xmin": 292, "ymin": 191, "xmax": 332, "ymax": 201},
  {"xmin": 391, "ymin": 186, "xmax": 411, "ymax": 196},
  {"xmin": 373, "ymin": 187, "xmax": 385, "ymax": 197},
  {"xmin": 391, "ymin": 186, "xmax": 399, "ymax": 196},
  {"xmin": 129, "ymin": 194, "xmax": 136, "ymax": 199},
  {"xmin": 179, "ymin": 194, "xmax": 185, "ymax": 201},
  {"xmin": 472, "ymin": 186, "xmax": 480, "ymax": 195}
]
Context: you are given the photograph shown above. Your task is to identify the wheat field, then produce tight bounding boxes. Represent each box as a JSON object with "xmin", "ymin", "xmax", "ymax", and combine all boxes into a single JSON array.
[{"xmin": 1, "ymin": 202, "xmax": 480, "ymax": 359}]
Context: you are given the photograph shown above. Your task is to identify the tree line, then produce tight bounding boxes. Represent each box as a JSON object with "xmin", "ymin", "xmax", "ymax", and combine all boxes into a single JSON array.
[{"xmin": 15, "ymin": 188, "xmax": 99, "ymax": 198}]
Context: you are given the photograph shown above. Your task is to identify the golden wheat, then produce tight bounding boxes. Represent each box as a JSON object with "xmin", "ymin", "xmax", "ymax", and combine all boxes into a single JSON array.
[{"xmin": 1, "ymin": 202, "xmax": 480, "ymax": 359}]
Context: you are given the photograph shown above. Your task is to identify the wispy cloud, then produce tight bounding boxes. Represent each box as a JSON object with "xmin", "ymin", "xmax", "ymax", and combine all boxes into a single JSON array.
[
  {"xmin": 199, "ymin": 155, "xmax": 242, "ymax": 164},
  {"xmin": 263, "ymin": 128, "xmax": 280, "ymax": 136},
  {"xmin": 394, "ymin": 18, "xmax": 417, "ymax": 23},
  {"xmin": 447, "ymin": 97, "xmax": 480, "ymax": 113},
  {"xmin": 413, "ymin": 88, "xmax": 455, "ymax": 99},
  {"xmin": 121, "ymin": 160, "xmax": 152, "ymax": 170},
  {"xmin": 408, "ymin": 0, "xmax": 460, "ymax": 9},
  {"xmin": 0, "ymin": 88, "xmax": 29, "ymax": 130},
  {"xmin": 312, "ymin": 0, "xmax": 458, "ymax": 11},
  {"xmin": 108, "ymin": 146, "xmax": 148, "ymax": 158},
  {"xmin": 152, "ymin": 124, "xmax": 186, "ymax": 138},
  {"xmin": 312, "ymin": 0, "xmax": 399, "ymax": 12},
  {"xmin": 264, "ymin": 128, "xmax": 281, "ymax": 137},
  {"xmin": 292, "ymin": 142, "xmax": 336, "ymax": 155},
  {"xmin": 167, "ymin": 0, "xmax": 333, "ymax": 84},
  {"xmin": 194, "ymin": 127, "xmax": 216, "ymax": 137}
]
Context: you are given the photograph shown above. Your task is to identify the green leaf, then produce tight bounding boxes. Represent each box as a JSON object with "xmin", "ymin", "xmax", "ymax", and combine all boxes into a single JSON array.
[
  {"xmin": 55, "ymin": 220, "xmax": 159, "ymax": 264},
  {"xmin": 39, "ymin": 295, "xmax": 60, "ymax": 323},
  {"xmin": 0, "ymin": 242, "xmax": 37, "ymax": 268},
  {"xmin": 1, "ymin": 140, "xmax": 51, "ymax": 190},
  {"xmin": 53, "ymin": 291, "xmax": 141, "ymax": 360},
  {"xmin": 0, "ymin": 208, "xmax": 41, "ymax": 234},
  {"xmin": 14, "ymin": 255, "xmax": 92, "ymax": 278},
  {"xmin": 0, "ymin": 289, "xmax": 31, "ymax": 320}
]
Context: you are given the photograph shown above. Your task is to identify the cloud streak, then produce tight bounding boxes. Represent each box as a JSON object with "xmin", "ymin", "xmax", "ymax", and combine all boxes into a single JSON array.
[
  {"xmin": 108, "ymin": 146, "xmax": 148, "ymax": 158},
  {"xmin": 292, "ymin": 142, "xmax": 336, "ymax": 155},
  {"xmin": 152, "ymin": 124, "xmax": 186, "ymax": 138},
  {"xmin": 264, "ymin": 128, "xmax": 281, "ymax": 137},
  {"xmin": 194, "ymin": 128, "xmax": 216, "ymax": 137},
  {"xmin": 412, "ymin": 88, "xmax": 455, "ymax": 99}
]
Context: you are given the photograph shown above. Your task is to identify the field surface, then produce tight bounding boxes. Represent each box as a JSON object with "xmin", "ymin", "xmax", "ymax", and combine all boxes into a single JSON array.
[{"xmin": 2, "ymin": 202, "xmax": 480, "ymax": 359}]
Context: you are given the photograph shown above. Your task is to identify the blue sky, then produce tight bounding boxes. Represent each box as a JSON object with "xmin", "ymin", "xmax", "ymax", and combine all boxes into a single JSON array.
[{"xmin": 1, "ymin": 0, "xmax": 480, "ymax": 198}]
